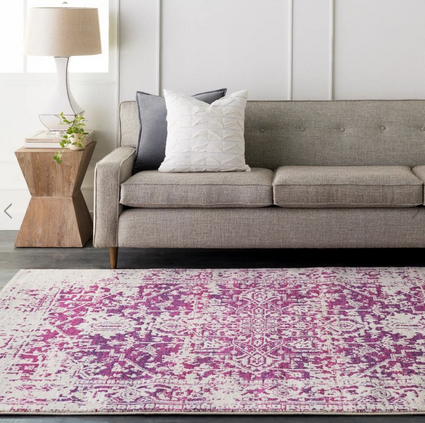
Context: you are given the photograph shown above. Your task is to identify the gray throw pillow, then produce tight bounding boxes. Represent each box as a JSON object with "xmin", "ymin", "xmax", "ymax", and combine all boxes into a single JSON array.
[{"xmin": 133, "ymin": 88, "xmax": 227, "ymax": 173}]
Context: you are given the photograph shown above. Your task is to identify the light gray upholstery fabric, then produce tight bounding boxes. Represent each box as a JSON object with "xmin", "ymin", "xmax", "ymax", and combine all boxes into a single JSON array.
[
  {"xmin": 120, "ymin": 168, "xmax": 273, "ymax": 208},
  {"xmin": 244, "ymin": 100, "xmax": 425, "ymax": 167},
  {"xmin": 273, "ymin": 166, "xmax": 423, "ymax": 207},
  {"xmin": 120, "ymin": 101, "xmax": 139, "ymax": 148},
  {"xmin": 93, "ymin": 147, "xmax": 136, "ymax": 248},
  {"xmin": 117, "ymin": 207, "xmax": 425, "ymax": 248},
  {"xmin": 120, "ymin": 100, "xmax": 425, "ymax": 167},
  {"xmin": 412, "ymin": 165, "xmax": 425, "ymax": 205}
]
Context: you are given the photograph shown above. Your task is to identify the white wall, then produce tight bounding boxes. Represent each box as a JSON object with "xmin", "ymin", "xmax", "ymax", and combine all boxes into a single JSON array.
[
  {"xmin": 120, "ymin": 0, "xmax": 425, "ymax": 102},
  {"xmin": 161, "ymin": 0, "xmax": 291, "ymax": 100},
  {"xmin": 0, "ymin": 0, "xmax": 119, "ymax": 230},
  {"xmin": 334, "ymin": 0, "xmax": 425, "ymax": 99}
]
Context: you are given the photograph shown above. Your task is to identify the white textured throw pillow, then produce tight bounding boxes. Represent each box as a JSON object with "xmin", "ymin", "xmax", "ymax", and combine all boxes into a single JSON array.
[{"xmin": 158, "ymin": 89, "xmax": 250, "ymax": 172}]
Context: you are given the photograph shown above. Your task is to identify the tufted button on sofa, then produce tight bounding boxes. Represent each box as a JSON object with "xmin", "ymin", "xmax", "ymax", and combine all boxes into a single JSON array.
[{"xmin": 94, "ymin": 100, "xmax": 425, "ymax": 268}]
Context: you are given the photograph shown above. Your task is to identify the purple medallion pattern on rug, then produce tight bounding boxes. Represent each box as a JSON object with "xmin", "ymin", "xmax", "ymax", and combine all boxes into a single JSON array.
[{"xmin": 0, "ymin": 268, "xmax": 425, "ymax": 414}]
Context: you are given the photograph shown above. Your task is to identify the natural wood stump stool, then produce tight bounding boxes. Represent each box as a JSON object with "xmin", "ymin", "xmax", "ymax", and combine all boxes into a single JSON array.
[{"xmin": 15, "ymin": 141, "xmax": 96, "ymax": 247}]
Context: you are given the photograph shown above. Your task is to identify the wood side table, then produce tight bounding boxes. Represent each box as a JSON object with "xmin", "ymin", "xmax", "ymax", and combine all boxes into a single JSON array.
[{"xmin": 15, "ymin": 141, "xmax": 96, "ymax": 247}]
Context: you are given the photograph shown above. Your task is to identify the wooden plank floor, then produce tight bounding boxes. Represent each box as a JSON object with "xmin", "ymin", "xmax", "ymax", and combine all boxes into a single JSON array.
[{"xmin": 1, "ymin": 231, "xmax": 425, "ymax": 423}]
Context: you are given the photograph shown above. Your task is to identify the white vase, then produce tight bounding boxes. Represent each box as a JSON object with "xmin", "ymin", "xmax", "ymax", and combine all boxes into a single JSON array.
[{"xmin": 68, "ymin": 134, "xmax": 87, "ymax": 150}]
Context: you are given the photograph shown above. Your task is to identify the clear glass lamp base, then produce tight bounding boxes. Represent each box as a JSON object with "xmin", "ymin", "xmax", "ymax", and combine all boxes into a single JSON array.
[{"xmin": 39, "ymin": 113, "xmax": 83, "ymax": 133}]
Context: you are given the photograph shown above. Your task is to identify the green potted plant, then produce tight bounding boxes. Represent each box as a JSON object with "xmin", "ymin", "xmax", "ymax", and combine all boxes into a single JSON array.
[{"xmin": 53, "ymin": 112, "xmax": 89, "ymax": 164}]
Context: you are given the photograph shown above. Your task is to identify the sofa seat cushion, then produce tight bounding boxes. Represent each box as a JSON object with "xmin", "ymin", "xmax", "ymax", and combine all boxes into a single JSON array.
[
  {"xmin": 273, "ymin": 166, "xmax": 423, "ymax": 208},
  {"xmin": 121, "ymin": 168, "xmax": 273, "ymax": 208}
]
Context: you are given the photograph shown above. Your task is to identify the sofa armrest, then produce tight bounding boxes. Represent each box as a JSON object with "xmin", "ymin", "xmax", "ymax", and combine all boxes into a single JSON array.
[{"xmin": 93, "ymin": 146, "xmax": 136, "ymax": 248}]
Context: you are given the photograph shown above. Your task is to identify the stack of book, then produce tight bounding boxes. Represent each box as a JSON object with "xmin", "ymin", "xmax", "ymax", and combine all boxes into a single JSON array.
[{"xmin": 24, "ymin": 130, "xmax": 95, "ymax": 148}]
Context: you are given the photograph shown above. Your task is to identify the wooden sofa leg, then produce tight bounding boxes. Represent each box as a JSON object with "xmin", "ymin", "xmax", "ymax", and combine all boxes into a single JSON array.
[{"xmin": 109, "ymin": 247, "xmax": 118, "ymax": 269}]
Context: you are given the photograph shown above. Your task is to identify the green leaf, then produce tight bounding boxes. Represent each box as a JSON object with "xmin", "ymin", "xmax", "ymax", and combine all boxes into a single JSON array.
[
  {"xmin": 58, "ymin": 111, "xmax": 88, "ymax": 141},
  {"xmin": 53, "ymin": 152, "xmax": 62, "ymax": 165}
]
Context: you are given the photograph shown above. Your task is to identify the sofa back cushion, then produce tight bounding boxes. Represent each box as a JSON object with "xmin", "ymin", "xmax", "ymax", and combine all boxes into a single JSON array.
[{"xmin": 120, "ymin": 100, "xmax": 425, "ymax": 168}]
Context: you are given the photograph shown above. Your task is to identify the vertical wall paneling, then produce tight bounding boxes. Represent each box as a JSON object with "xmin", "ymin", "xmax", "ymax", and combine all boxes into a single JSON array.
[
  {"xmin": 334, "ymin": 0, "xmax": 425, "ymax": 99},
  {"xmin": 156, "ymin": 0, "xmax": 162, "ymax": 96},
  {"xmin": 288, "ymin": 0, "xmax": 294, "ymax": 100},
  {"xmin": 160, "ymin": 0, "xmax": 291, "ymax": 100},
  {"xmin": 119, "ymin": 0, "xmax": 160, "ymax": 101},
  {"xmin": 292, "ymin": 0, "xmax": 334, "ymax": 100},
  {"xmin": 329, "ymin": 0, "xmax": 335, "ymax": 100}
]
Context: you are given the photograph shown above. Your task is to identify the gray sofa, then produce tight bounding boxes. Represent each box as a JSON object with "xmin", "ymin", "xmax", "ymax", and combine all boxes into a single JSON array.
[{"xmin": 94, "ymin": 100, "xmax": 425, "ymax": 269}]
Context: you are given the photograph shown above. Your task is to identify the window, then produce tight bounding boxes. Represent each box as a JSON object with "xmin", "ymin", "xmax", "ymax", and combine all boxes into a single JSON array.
[
  {"xmin": 0, "ymin": 3, "xmax": 24, "ymax": 72},
  {"xmin": 0, "ymin": 0, "xmax": 109, "ymax": 73}
]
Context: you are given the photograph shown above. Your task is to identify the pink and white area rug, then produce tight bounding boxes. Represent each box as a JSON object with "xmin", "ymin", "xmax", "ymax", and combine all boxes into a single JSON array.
[{"xmin": 0, "ymin": 268, "xmax": 424, "ymax": 415}]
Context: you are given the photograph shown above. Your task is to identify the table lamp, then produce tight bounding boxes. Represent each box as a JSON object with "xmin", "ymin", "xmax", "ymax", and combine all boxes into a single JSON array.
[{"xmin": 24, "ymin": 6, "xmax": 102, "ymax": 132}]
